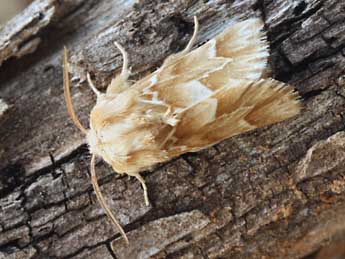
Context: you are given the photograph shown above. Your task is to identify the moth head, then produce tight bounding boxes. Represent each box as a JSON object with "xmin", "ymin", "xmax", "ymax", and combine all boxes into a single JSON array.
[{"xmin": 86, "ymin": 127, "xmax": 101, "ymax": 156}]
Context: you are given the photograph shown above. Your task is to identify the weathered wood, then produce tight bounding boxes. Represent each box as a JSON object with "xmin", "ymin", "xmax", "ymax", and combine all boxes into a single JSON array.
[{"xmin": 1, "ymin": 0, "xmax": 345, "ymax": 258}]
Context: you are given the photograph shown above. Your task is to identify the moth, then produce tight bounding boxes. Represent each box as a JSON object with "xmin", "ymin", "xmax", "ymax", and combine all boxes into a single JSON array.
[{"xmin": 63, "ymin": 17, "xmax": 302, "ymax": 243}]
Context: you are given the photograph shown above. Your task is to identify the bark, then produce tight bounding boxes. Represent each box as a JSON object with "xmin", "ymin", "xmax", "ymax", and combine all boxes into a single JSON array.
[{"xmin": 1, "ymin": 0, "xmax": 345, "ymax": 258}]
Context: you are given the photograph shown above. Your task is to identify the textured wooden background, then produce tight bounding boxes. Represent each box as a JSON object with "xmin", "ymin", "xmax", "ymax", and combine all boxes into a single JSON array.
[{"xmin": 0, "ymin": 0, "xmax": 345, "ymax": 258}]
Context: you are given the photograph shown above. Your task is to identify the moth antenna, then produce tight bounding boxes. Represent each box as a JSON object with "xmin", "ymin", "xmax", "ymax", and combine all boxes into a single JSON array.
[
  {"xmin": 90, "ymin": 155, "xmax": 129, "ymax": 244},
  {"xmin": 86, "ymin": 72, "xmax": 101, "ymax": 97},
  {"xmin": 63, "ymin": 47, "xmax": 88, "ymax": 134},
  {"xmin": 182, "ymin": 16, "xmax": 199, "ymax": 54},
  {"xmin": 114, "ymin": 42, "xmax": 129, "ymax": 81}
]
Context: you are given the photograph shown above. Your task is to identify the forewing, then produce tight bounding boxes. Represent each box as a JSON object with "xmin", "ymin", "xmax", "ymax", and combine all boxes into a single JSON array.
[
  {"xmin": 200, "ymin": 18, "xmax": 269, "ymax": 90},
  {"xmin": 127, "ymin": 18, "xmax": 300, "ymax": 157},
  {"xmin": 167, "ymin": 78, "xmax": 301, "ymax": 154},
  {"xmin": 133, "ymin": 18, "xmax": 269, "ymax": 109}
]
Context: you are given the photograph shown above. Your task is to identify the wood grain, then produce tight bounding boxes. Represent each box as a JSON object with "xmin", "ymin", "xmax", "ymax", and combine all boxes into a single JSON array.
[{"xmin": 0, "ymin": 0, "xmax": 345, "ymax": 258}]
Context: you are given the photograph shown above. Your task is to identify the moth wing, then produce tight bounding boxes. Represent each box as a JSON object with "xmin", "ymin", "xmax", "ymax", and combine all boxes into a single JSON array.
[
  {"xmin": 128, "ymin": 18, "xmax": 300, "ymax": 156},
  {"xmin": 199, "ymin": 18, "xmax": 269, "ymax": 89},
  {"xmin": 133, "ymin": 18, "xmax": 269, "ymax": 96},
  {"xmin": 166, "ymin": 78, "xmax": 301, "ymax": 155}
]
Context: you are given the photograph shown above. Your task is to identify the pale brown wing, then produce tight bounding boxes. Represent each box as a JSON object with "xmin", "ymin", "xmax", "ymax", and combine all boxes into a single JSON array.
[
  {"xmin": 133, "ymin": 18, "xmax": 269, "ymax": 109},
  {"xmin": 166, "ymin": 78, "xmax": 301, "ymax": 155},
  {"xmin": 128, "ymin": 18, "xmax": 300, "ymax": 155},
  {"xmin": 199, "ymin": 18, "xmax": 269, "ymax": 90}
]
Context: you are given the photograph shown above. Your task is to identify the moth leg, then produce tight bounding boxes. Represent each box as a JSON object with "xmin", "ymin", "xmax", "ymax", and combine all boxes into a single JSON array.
[
  {"xmin": 86, "ymin": 72, "xmax": 101, "ymax": 97},
  {"xmin": 182, "ymin": 16, "xmax": 199, "ymax": 54},
  {"xmin": 114, "ymin": 42, "xmax": 130, "ymax": 82},
  {"xmin": 90, "ymin": 155, "xmax": 129, "ymax": 244},
  {"xmin": 137, "ymin": 174, "xmax": 150, "ymax": 206},
  {"xmin": 161, "ymin": 16, "xmax": 199, "ymax": 68},
  {"xmin": 106, "ymin": 42, "xmax": 131, "ymax": 94},
  {"xmin": 129, "ymin": 172, "xmax": 150, "ymax": 206}
]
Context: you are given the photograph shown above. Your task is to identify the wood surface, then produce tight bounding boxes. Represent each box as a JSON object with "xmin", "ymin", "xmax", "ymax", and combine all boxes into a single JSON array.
[{"xmin": 0, "ymin": 0, "xmax": 345, "ymax": 258}]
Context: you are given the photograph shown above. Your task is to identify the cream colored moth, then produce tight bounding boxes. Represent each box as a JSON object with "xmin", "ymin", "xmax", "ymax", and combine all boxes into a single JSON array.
[{"xmin": 63, "ymin": 17, "xmax": 302, "ymax": 243}]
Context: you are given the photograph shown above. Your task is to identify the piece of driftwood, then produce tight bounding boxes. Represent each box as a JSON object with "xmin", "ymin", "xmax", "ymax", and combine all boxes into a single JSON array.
[{"xmin": 0, "ymin": 0, "xmax": 345, "ymax": 258}]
